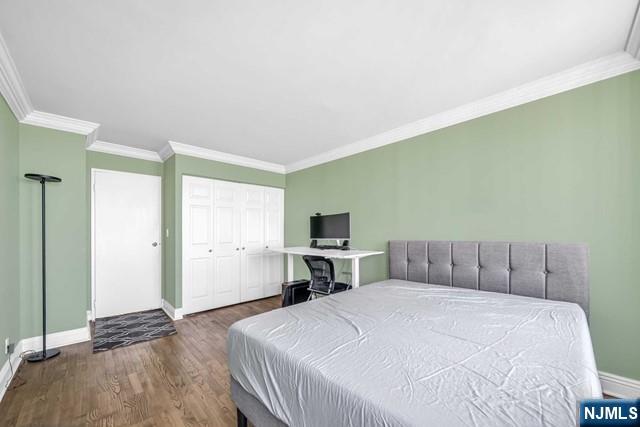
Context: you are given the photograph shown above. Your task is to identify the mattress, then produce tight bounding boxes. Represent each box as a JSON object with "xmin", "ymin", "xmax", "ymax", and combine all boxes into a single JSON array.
[{"xmin": 228, "ymin": 279, "xmax": 601, "ymax": 427}]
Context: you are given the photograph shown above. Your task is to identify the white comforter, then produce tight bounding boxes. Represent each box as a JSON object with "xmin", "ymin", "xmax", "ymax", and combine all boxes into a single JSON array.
[{"xmin": 228, "ymin": 280, "xmax": 601, "ymax": 427}]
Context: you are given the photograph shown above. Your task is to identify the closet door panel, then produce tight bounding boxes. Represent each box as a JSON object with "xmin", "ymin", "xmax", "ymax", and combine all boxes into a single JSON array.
[
  {"xmin": 182, "ymin": 177, "xmax": 215, "ymax": 314},
  {"xmin": 241, "ymin": 185, "xmax": 265, "ymax": 301},
  {"xmin": 190, "ymin": 257, "xmax": 212, "ymax": 300},
  {"xmin": 264, "ymin": 188, "xmax": 284, "ymax": 248},
  {"xmin": 243, "ymin": 252, "xmax": 265, "ymax": 301},
  {"xmin": 212, "ymin": 181, "xmax": 242, "ymax": 308},
  {"xmin": 214, "ymin": 254, "xmax": 241, "ymax": 296}
]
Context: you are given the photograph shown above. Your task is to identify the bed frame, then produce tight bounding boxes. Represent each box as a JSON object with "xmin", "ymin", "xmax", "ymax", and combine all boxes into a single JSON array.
[
  {"xmin": 388, "ymin": 240, "xmax": 589, "ymax": 316},
  {"xmin": 232, "ymin": 239, "xmax": 590, "ymax": 427}
]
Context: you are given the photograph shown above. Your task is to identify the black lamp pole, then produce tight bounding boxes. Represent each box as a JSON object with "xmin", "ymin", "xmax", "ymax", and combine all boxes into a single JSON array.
[{"xmin": 24, "ymin": 173, "xmax": 62, "ymax": 362}]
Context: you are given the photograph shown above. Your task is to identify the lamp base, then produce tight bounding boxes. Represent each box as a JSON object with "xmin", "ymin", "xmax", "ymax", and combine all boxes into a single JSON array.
[{"xmin": 25, "ymin": 348, "xmax": 61, "ymax": 363}]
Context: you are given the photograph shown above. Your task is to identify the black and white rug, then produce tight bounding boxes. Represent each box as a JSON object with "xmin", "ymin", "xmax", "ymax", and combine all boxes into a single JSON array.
[{"xmin": 93, "ymin": 309, "xmax": 177, "ymax": 353}]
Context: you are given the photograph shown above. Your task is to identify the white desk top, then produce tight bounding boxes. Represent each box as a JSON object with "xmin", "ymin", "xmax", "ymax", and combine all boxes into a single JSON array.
[{"xmin": 269, "ymin": 246, "xmax": 384, "ymax": 259}]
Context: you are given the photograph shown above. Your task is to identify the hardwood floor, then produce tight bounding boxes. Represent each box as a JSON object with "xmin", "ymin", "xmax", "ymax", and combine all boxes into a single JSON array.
[{"xmin": 0, "ymin": 296, "xmax": 281, "ymax": 427}]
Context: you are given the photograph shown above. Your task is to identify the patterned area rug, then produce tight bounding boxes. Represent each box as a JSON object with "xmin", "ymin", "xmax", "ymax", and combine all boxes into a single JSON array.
[{"xmin": 93, "ymin": 309, "xmax": 177, "ymax": 352}]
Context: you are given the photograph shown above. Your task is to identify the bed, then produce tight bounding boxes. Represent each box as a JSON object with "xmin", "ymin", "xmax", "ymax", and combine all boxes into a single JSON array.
[{"xmin": 228, "ymin": 240, "xmax": 602, "ymax": 427}]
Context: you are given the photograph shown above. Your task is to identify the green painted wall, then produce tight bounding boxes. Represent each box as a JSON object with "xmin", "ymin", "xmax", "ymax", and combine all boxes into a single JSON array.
[
  {"xmin": 162, "ymin": 156, "xmax": 177, "ymax": 307},
  {"xmin": 285, "ymin": 70, "xmax": 640, "ymax": 380},
  {"xmin": 19, "ymin": 124, "xmax": 88, "ymax": 337},
  {"xmin": 86, "ymin": 151, "xmax": 163, "ymax": 177},
  {"xmin": 0, "ymin": 96, "xmax": 20, "ymax": 367},
  {"xmin": 162, "ymin": 154, "xmax": 286, "ymax": 308}
]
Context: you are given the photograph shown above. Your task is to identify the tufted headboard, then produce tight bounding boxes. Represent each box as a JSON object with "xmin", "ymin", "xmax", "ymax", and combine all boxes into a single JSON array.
[{"xmin": 389, "ymin": 240, "xmax": 590, "ymax": 317}]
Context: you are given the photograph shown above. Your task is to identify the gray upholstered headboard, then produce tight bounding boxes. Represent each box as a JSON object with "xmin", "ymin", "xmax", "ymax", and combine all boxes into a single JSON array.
[{"xmin": 389, "ymin": 240, "xmax": 589, "ymax": 317}]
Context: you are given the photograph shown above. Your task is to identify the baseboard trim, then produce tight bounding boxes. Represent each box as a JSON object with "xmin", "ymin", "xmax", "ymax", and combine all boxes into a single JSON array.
[
  {"xmin": 20, "ymin": 326, "xmax": 91, "ymax": 354},
  {"xmin": 1, "ymin": 324, "xmax": 91, "ymax": 404},
  {"xmin": 0, "ymin": 348, "xmax": 22, "ymax": 404},
  {"xmin": 162, "ymin": 299, "xmax": 184, "ymax": 321},
  {"xmin": 600, "ymin": 371, "xmax": 640, "ymax": 398}
]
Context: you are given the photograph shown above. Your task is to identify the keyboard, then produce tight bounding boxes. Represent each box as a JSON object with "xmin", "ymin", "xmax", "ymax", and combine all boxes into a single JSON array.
[{"xmin": 316, "ymin": 245, "xmax": 350, "ymax": 250}]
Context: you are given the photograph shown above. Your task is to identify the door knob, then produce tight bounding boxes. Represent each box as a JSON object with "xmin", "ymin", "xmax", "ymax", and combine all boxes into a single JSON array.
[
  {"xmin": 152, "ymin": 242, "xmax": 158, "ymax": 247},
  {"xmin": 242, "ymin": 247, "xmax": 246, "ymax": 250},
  {"xmin": 265, "ymin": 245, "xmax": 269, "ymax": 249},
  {"xmin": 236, "ymin": 248, "xmax": 240, "ymax": 251},
  {"xmin": 208, "ymin": 249, "xmax": 212, "ymax": 253}
]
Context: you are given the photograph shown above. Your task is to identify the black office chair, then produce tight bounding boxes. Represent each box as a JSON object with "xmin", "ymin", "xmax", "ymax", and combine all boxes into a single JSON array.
[{"xmin": 302, "ymin": 255, "xmax": 351, "ymax": 299}]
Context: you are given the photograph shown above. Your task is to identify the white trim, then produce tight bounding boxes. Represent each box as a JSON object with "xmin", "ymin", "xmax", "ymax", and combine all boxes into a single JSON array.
[
  {"xmin": 87, "ymin": 140, "xmax": 163, "ymax": 162},
  {"xmin": 285, "ymin": 52, "xmax": 640, "ymax": 173},
  {"xmin": 20, "ymin": 110, "xmax": 100, "ymax": 136},
  {"xmin": 85, "ymin": 128, "xmax": 99, "ymax": 149},
  {"xmin": 0, "ymin": 29, "xmax": 32, "ymax": 120},
  {"xmin": 0, "ymin": 346, "xmax": 22, "ymax": 404},
  {"xmin": 91, "ymin": 169, "xmax": 97, "ymax": 322},
  {"xmin": 0, "ymin": 31, "xmax": 100, "ymax": 142},
  {"xmin": 626, "ymin": 2, "xmax": 640, "ymax": 59},
  {"xmin": 0, "ymin": 323, "xmax": 91, "ymax": 403},
  {"xmin": 161, "ymin": 299, "xmax": 184, "ymax": 321},
  {"xmin": 164, "ymin": 140, "xmax": 286, "ymax": 174},
  {"xmin": 600, "ymin": 371, "xmax": 640, "ymax": 398},
  {"xmin": 158, "ymin": 143, "xmax": 175, "ymax": 161},
  {"xmin": 20, "ymin": 327, "xmax": 91, "ymax": 355},
  {"xmin": 1, "ymin": 312, "xmax": 92, "ymax": 404}
]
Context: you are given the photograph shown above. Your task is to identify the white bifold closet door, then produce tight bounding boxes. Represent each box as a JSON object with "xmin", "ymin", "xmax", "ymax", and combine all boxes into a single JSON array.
[
  {"xmin": 182, "ymin": 176, "xmax": 284, "ymax": 315},
  {"xmin": 212, "ymin": 181, "xmax": 242, "ymax": 308}
]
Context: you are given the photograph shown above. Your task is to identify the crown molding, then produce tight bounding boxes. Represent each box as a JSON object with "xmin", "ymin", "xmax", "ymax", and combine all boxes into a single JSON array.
[
  {"xmin": 1, "ymin": 29, "xmax": 101, "ymax": 140},
  {"xmin": 285, "ymin": 52, "xmax": 640, "ymax": 173},
  {"xmin": 164, "ymin": 141, "xmax": 286, "ymax": 174},
  {"xmin": 4, "ymin": 11, "xmax": 640, "ymax": 175},
  {"xmin": 158, "ymin": 143, "xmax": 175, "ymax": 161},
  {"xmin": 85, "ymin": 128, "xmax": 98, "ymax": 148},
  {"xmin": 21, "ymin": 110, "xmax": 100, "ymax": 136},
  {"xmin": 0, "ymin": 29, "xmax": 33, "ymax": 120},
  {"xmin": 87, "ymin": 140, "xmax": 163, "ymax": 162},
  {"xmin": 626, "ymin": 2, "xmax": 640, "ymax": 59}
]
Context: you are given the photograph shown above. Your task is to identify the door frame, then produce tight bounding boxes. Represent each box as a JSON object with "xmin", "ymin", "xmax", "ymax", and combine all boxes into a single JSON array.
[{"xmin": 91, "ymin": 168, "xmax": 162, "ymax": 320}]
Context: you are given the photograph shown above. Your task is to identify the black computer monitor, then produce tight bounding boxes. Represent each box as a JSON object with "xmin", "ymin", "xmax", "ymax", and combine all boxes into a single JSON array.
[{"xmin": 310, "ymin": 213, "xmax": 350, "ymax": 240}]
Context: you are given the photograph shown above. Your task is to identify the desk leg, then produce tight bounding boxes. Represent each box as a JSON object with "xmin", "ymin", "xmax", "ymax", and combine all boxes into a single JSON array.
[
  {"xmin": 351, "ymin": 258, "xmax": 360, "ymax": 288},
  {"xmin": 287, "ymin": 254, "xmax": 294, "ymax": 282}
]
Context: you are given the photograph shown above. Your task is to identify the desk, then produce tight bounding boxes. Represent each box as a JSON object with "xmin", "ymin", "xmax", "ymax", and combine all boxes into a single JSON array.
[{"xmin": 269, "ymin": 246, "xmax": 384, "ymax": 288}]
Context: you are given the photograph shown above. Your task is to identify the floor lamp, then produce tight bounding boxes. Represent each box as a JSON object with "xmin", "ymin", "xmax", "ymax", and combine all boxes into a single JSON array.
[{"xmin": 24, "ymin": 173, "xmax": 62, "ymax": 362}]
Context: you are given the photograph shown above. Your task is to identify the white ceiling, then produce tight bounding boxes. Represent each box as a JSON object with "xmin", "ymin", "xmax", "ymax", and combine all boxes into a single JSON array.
[{"xmin": 0, "ymin": 0, "xmax": 638, "ymax": 165}]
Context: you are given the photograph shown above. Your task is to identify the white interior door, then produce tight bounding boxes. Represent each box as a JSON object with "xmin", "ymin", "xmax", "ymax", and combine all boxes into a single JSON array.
[
  {"xmin": 240, "ymin": 185, "xmax": 265, "ymax": 302},
  {"xmin": 264, "ymin": 187, "xmax": 284, "ymax": 296},
  {"xmin": 212, "ymin": 181, "xmax": 242, "ymax": 308},
  {"xmin": 182, "ymin": 176, "xmax": 215, "ymax": 314},
  {"xmin": 93, "ymin": 170, "xmax": 161, "ymax": 318}
]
